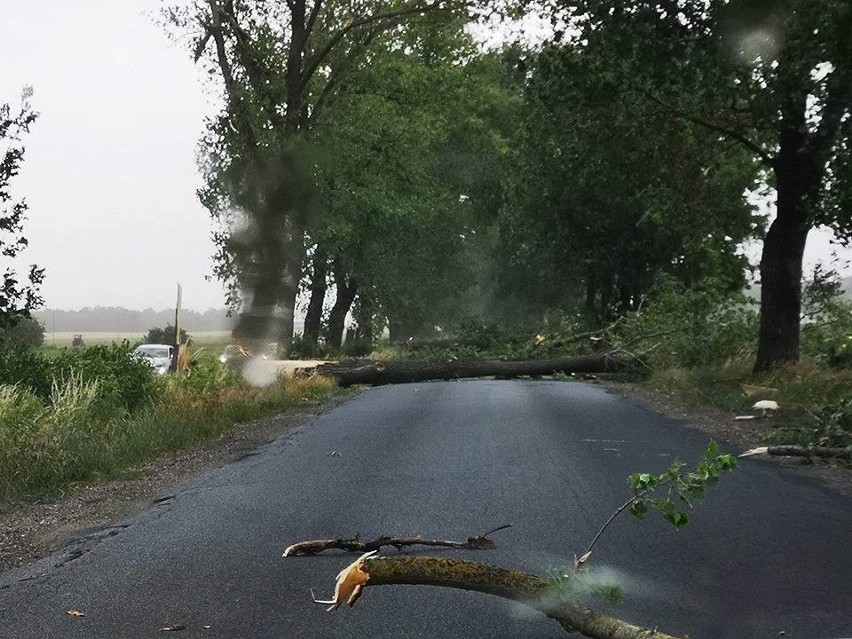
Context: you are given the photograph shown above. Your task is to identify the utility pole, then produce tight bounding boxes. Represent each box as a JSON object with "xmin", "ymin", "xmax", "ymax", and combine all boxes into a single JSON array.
[{"xmin": 173, "ymin": 283, "xmax": 183, "ymax": 372}]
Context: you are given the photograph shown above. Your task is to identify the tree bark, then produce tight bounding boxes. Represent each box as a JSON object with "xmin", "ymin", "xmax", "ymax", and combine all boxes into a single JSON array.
[
  {"xmin": 353, "ymin": 292, "xmax": 374, "ymax": 342},
  {"xmin": 303, "ymin": 253, "xmax": 328, "ymax": 344},
  {"xmin": 325, "ymin": 272, "xmax": 357, "ymax": 348},
  {"xmin": 306, "ymin": 354, "xmax": 634, "ymax": 387},
  {"xmin": 342, "ymin": 556, "xmax": 682, "ymax": 639},
  {"xmin": 753, "ymin": 74, "xmax": 821, "ymax": 372},
  {"xmin": 753, "ymin": 214, "xmax": 809, "ymax": 372}
]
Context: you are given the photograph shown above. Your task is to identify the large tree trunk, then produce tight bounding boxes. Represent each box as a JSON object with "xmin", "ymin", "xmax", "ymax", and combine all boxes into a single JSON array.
[
  {"xmin": 753, "ymin": 214, "xmax": 809, "ymax": 372},
  {"xmin": 303, "ymin": 253, "xmax": 328, "ymax": 344},
  {"xmin": 754, "ymin": 89, "xmax": 816, "ymax": 373},
  {"xmin": 232, "ymin": 216, "xmax": 302, "ymax": 348},
  {"xmin": 325, "ymin": 272, "xmax": 357, "ymax": 349},
  {"xmin": 307, "ymin": 354, "xmax": 634, "ymax": 387},
  {"xmin": 353, "ymin": 292, "xmax": 374, "ymax": 342}
]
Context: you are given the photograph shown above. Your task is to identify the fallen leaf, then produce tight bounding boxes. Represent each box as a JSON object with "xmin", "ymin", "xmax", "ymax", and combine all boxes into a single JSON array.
[{"xmin": 66, "ymin": 610, "xmax": 86, "ymax": 618}]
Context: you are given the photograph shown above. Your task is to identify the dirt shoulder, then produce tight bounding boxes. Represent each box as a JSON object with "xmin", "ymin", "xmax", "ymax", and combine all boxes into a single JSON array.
[
  {"xmin": 0, "ymin": 395, "xmax": 352, "ymax": 576},
  {"xmin": 602, "ymin": 380, "xmax": 852, "ymax": 497}
]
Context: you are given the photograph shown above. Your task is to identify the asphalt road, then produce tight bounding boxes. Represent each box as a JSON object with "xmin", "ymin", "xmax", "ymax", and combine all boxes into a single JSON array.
[{"xmin": 1, "ymin": 380, "xmax": 850, "ymax": 638}]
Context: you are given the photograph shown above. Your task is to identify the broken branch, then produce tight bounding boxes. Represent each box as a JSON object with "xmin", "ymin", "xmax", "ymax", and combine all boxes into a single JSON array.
[
  {"xmin": 319, "ymin": 555, "xmax": 683, "ymax": 639},
  {"xmin": 283, "ymin": 525, "xmax": 510, "ymax": 557},
  {"xmin": 739, "ymin": 445, "xmax": 851, "ymax": 459}
]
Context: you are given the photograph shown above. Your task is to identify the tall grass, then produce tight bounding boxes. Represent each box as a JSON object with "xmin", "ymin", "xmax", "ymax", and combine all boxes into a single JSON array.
[
  {"xmin": 649, "ymin": 357, "xmax": 852, "ymax": 449},
  {"xmin": 0, "ymin": 362, "xmax": 340, "ymax": 506}
]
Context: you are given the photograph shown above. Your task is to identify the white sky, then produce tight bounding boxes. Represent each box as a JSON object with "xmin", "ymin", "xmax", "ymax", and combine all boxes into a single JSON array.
[
  {"xmin": 1, "ymin": 0, "xmax": 224, "ymax": 311},
  {"xmin": 0, "ymin": 2, "xmax": 849, "ymax": 312}
]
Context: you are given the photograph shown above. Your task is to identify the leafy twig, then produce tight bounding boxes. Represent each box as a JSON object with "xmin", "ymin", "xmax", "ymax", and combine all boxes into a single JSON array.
[{"xmin": 576, "ymin": 441, "xmax": 737, "ymax": 569}]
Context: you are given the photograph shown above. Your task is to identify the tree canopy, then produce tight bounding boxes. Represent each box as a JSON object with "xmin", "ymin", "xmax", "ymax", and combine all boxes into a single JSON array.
[
  {"xmin": 544, "ymin": 0, "xmax": 852, "ymax": 369},
  {"xmin": 0, "ymin": 88, "xmax": 44, "ymax": 331}
]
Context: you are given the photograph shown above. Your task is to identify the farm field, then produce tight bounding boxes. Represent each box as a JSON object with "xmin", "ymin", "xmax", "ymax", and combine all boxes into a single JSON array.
[{"xmin": 42, "ymin": 331, "xmax": 232, "ymax": 347}]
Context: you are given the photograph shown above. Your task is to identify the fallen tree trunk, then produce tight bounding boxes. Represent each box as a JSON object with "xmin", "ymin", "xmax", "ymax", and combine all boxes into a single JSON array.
[
  {"xmin": 740, "ymin": 445, "xmax": 851, "ymax": 459},
  {"xmin": 301, "ymin": 354, "xmax": 635, "ymax": 387},
  {"xmin": 309, "ymin": 554, "xmax": 682, "ymax": 639}
]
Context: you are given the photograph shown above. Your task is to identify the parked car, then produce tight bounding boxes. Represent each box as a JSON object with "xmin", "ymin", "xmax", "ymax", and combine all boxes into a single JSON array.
[{"xmin": 132, "ymin": 344, "xmax": 174, "ymax": 375}]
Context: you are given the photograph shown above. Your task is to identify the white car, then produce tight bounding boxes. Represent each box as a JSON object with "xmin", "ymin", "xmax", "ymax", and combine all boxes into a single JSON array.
[{"xmin": 132, "ymin": 344, "xmax": 174, "ymax": 375}]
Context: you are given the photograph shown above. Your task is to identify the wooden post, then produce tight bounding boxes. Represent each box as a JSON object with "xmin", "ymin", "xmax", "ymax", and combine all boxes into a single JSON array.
[{"xmin": 173, "ymin": 283, "xmax": 182, "ymax": 372}]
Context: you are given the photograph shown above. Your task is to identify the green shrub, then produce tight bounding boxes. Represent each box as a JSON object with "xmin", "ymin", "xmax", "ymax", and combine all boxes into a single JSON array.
[
  {"xmin": 0, "ymin": 316, "xmax": 45, "ymax": 347},
  {"xmin": 802, "ymin": 299, "xmax": 852, "ymax": 368},
  {"xmin": 618, "ymin": 276, "xmax": 758, "ymax": 368},
  {"xmin": 0, "ymin": 346, "xmax": 51, "ymax": 396},
  {"xmin": 48, "ymin": 343, "xmax": 161, "ymax": 414}
]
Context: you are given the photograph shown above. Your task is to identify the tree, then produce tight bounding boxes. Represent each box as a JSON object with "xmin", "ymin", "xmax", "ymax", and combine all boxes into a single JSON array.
[
  {"xmin": 0, "ymin": 315, "xmax": 45, "ymax": 348},
  {"xmin": 497, "ymin": 44, "xmax": 757, "ymax": 323},
  {"xmin": 552, "ymin": 0, "xmax": 852, "ymax": 370},
  {"xmin": 306, "ymin": 27, "xmax": 522, "ymax": 345},
  {"xmin": 0, "ymin": 88, "xmax": 44, "ymax": 330},
  {"xmin": 167, "ymin": 0, "xmax": 468, "ymax": 346},
  {"xmin": 143, "ymin": 325, "xmax": 191, "ymax": 346}
]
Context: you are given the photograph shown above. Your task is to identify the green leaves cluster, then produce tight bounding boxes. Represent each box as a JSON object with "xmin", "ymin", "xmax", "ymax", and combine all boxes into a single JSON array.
[
  {"xmin": 496, "ymin": 38, "xmax": 758, "ymax": 324},
  {"xmin": 627, "ymin": 442, "xmax": 737, "ymax": 530},
  {"xmin": 546, "ymin": 567, "xmax": 622, "ymax": 604}
]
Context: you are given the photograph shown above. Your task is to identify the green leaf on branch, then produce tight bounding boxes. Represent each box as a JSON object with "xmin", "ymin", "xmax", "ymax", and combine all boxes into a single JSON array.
[{"xmin": 628, "ymin": 499, "xmax": 647, "ymax": 520}]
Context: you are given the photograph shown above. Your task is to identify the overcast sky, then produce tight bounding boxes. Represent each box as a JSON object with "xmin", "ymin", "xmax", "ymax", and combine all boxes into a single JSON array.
[
  {"xmin": 1, "ymin": 0, "xmax": 224, "ymax": 311},
  {"xmin": 1, "ymin": 2, "xmax": 849, "ymax": 312}
]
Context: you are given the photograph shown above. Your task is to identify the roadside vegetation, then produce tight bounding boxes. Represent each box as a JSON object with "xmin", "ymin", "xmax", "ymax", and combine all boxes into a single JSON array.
[{"xmin": 0, "ymin": 343, "xmax": 339, "ymax": 507}]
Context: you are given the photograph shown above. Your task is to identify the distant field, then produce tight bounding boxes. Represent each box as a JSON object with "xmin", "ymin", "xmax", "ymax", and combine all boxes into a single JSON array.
[{"xmin": 43, "ymin": 331, "xmax": 232, "ymax": 347}]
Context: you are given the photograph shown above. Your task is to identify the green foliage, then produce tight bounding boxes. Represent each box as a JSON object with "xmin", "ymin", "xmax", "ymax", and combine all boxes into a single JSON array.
[
  {"xmin": 767, "ymin": 398, "xmax": 852, "ymax": 450},
  {"xmin": 48, "ymin": 343, "xmax": 161, "ymax": 414},
  {"xmin": 144, "ymin": 325, "xmax": 191, "ymax": 346},
  {"xmin": 802, "ymin": 299, "xmax": 852, "ymax": 368},
  {"xmin": 0, "ymin": 315, "xmax": 45, "ymax": 347},
  {"xmin": 617, "ymin": 276, "xmax": 759, "ymax": 368},
  {"xmin": 496, "ymin": 40, "xmax": 757, "ymax": 322},
  {"xmin": 309, "ymin": 33, "xmax": 519, "ymax": 338},
  {"xmin": 552, "ymin": 0, "xmax": 852, "ymax": 369},
  {"xmin": 627, "ymin": 441, "xmax": 737, "ymax": 530},
  {"xmin": 546, "ymin": 568, "xmax": 622, "ymax": 604},
  {"xmin": 0, "ymin": 342, "xmax": 160, "ymax": 414},
  {"xmin": 0, "ymin": 366, "xmax": 341, "ymax": 504},
  {"xmin": 0, "ymin": 345, "xmax": 51, "ymax": 396},
  {"xmin": 1, "ymin": 89, "xmax": 44, "ymax": 326}
]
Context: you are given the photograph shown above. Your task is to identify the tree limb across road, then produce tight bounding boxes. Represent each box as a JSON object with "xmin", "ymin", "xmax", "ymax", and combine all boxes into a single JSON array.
[
  {"xmin": 300, "ymin": 354, "xmax": 636, "ymax": 387},
  {"xmin": 302, "ymin": 554, "xmax": 683, "ymax": 639}
]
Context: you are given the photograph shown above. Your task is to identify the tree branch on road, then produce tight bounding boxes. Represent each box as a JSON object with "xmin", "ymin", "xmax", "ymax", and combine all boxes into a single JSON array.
[
  {"xmin": 282, "ymin": 525, "xmax": 511, "ymax": 556},
  {"xmin": 309, "ymin": 554, "xmax": 683, "ymax": 639}
]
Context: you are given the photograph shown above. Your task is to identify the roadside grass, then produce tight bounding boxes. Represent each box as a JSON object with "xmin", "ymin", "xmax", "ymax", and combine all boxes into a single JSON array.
[
  {"xmin": 648, "ymin": 357, "xmax": 852, "ymax": 450},
  {"xmin": 0, "ymin": 363, "xmax": 343, "ymax": 508}
]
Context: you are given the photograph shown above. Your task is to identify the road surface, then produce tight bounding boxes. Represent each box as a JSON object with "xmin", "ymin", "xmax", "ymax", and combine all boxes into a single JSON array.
[{"xmin": 1, "ymin": 380, "xmax": 850, "ymax": 638}]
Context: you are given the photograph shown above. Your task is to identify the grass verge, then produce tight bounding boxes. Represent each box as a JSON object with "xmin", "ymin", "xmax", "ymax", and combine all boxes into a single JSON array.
[
  {"xmin": 0, "ymin": 366, "xmax": 345, "ymax": 508},
  {"xmin": 648, "ymin": 357, "xmax": 852, "ymax": 451}
]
